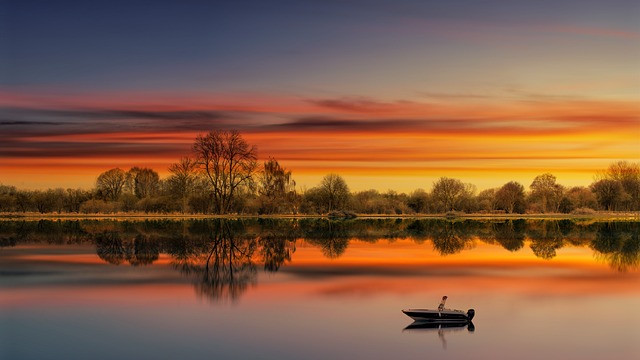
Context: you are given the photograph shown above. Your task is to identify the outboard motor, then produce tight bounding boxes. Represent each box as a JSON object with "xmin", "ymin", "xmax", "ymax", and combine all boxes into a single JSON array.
[{"xmin": 467, "ymin": 309, "xmax": 475, "ymax": 321}]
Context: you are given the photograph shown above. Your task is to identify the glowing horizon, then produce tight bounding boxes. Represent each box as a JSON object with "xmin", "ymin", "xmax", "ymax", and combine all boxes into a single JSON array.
[{"xmin": 1, "ymin": 90, "xmax": 637, "ymax": 192}]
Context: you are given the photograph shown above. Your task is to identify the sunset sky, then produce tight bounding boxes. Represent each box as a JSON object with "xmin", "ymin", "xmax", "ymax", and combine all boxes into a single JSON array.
[{"xmin": 1, "ymin": 0, "xmax": 638, "ymax": 191}]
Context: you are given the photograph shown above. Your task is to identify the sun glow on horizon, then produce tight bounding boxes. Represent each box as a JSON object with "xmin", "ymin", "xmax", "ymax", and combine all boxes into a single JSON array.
[{"xmin": 1, "ymin": 90, "xmax": 637, "ymax": 192}]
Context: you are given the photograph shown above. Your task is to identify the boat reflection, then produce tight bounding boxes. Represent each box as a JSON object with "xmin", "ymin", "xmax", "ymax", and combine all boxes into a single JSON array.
[
  {"xmin": 403, "ymin": 321, "xmax": 475, "ymax": 332},
  {"xmin": 403, "ymin": 321, "xmax": 475, "ymax": 349}
]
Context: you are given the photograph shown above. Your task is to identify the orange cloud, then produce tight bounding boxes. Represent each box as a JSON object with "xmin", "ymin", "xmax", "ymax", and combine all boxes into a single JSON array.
[{"xmin": 1, "ymin": 90, "xmax": 637, "ymax": 190}]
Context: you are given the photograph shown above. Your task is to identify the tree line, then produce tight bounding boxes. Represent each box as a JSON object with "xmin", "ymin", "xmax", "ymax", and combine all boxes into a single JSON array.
[{"xmin": 0, "ymin": 130, "xmax": 638, "ymax": 215}]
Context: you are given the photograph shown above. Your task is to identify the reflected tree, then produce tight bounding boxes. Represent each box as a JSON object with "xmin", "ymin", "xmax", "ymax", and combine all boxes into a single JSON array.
[
  {"xmin": 492, "ymin": 220, "xmax": 526, "ymax": 252},
  {"xmin": 257, "ymin": 220, "xmax": 298, "ymax": 272},
  {"xmin": 591, "ymin": 222, "xmax": 640, "ymax": 272},
  {"xmin": 304, "ymin": 220, "xmax": 351, "ymax": 259},
  {"xmin": 172, "ymin": 221, "xmax": 258, "ymax": 302},
  {"xmin": 431, "ymin": 221, "xmax": 474, "ymax": 255},
  {"xmin": 95, "ymin": 231, "xmax": 160, "ymax": 266},
  {"xmin": 130, "ymin": 235, "xmax": 160, "ymax": 266},
  {"xmin": 95, "ymin": 231, "xmax": 127, "ymax": 265},
  {"xmin": 528, "ymin": 221, "xmax": 565, "ymax": 259},
  {"xmin": 6, "ymin": 218, "xmax": 640, "ymax": 302}
]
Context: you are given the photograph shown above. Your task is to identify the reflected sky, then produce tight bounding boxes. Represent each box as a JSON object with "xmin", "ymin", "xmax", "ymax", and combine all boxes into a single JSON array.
[{"xmin": 1, "ymin": 219, "xmax": 639, "ymax": 359}]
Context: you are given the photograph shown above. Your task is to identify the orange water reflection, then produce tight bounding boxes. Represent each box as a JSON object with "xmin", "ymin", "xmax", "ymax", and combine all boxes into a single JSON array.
[{"xmin": 2, "ymin": 239, "xmax": 638, "ymax": 309}]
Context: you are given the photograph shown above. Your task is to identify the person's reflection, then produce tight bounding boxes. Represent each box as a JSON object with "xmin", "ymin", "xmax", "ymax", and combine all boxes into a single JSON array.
[{"xmin": 438, "ymin": 328, "xmax": 447, "ymax": 349}]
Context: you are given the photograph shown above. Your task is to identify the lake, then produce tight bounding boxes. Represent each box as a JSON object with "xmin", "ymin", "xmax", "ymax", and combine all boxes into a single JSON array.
[{"xmin": 1, "ymin": 218, "xmax": 639, "ymax": 360}]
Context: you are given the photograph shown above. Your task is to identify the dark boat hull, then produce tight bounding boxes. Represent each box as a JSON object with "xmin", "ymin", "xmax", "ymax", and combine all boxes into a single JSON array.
[{"xmin": 402, "ymin": 309, "xmax": 473, "ymax": 323}]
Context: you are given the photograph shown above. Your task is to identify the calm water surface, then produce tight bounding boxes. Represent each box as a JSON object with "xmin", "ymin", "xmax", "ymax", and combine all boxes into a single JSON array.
[{"xmin": 1, "ymin": 219, "xmax": 639, "ymax": 360}]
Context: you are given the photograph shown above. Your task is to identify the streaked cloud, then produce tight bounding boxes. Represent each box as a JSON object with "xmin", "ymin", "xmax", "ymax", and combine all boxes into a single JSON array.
[{"xmin": 0, "ymin": 91, "xmax": 637, "ymax": 190}]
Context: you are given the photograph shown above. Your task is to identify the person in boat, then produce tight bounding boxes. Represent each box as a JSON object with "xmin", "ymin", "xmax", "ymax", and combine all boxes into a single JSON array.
[{"xmin": 438, "ymin": 296, "xmax": 448, "ymax": 311}]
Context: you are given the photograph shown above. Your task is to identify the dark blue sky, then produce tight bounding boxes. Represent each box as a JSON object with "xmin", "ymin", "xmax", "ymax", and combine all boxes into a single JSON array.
[{"xmin": 3, "ymin": 0, "xmax": 638, "ymax": 94}]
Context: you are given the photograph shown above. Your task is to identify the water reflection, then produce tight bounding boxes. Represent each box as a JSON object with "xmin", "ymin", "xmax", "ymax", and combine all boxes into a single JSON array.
[
  {"xmin": 174, "ymin": 221, "xmax": 258, "ymax": 302},
  {"xmin": 403, "ymin": 321, "xmax": 475, "ymax": 332},
  {"xmin": 95, "ymin": 232, "xmax": 160, "ymax": 266},
  {"xmin": 591, "ymin": 222, "xmax": 640, "ymax": 272},
  {"xmin": 403, "ymin": 321, "xmax": 475, "ymax": 349},
  {"xmin": 0, "ymin": 218, "xmax": 638, "ymax": 302}
]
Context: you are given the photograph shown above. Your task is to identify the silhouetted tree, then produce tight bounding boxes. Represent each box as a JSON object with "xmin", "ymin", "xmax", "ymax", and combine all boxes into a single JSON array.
[
  {"xmin": 96, "ymin": 168, "xmax": 129, "ymax": 201},
  {"xmin": 64, "ymin": 188, "xmax": 90, "ymax": 213},
  {"xmin": 407, "ymin": 189, "xmax": 430, "ymax": 213},
  {"xmin": 495, "ymin": 181, "xmax": 526, "ymax": 214},
  {"xmin": 193, "ymin": 130, "xmax": 258, "ymax": 214},
  {"xmin": 431, "ymin": 177, "xmax": 466, "ymax": 212},
  {"xmin": 563, "ymin": 186, "xmax": 597, "ymax": 211},
  {"xmin": 596, "ymin": 161, "xmax": 640, "ymax": 211},
  {"xmin": 128, "ymin": 167, "xmax": 160, "ymax": 199},
  {"xmin": 258, "ymin": 158, "xmax": 296, "ymax": 214},
  {"xmin": 477, "ymin": 188, "xmax": 497, "ymax": 213},
  {"xmin": 32, "ymin": 190, "xmax": 61, "ymax": 214},
  {"xmin": 529, "ymin": 173, "xmax": 563, "ymax": 213},
  {"xmin": 0, "ymin": 185, "xmax": 17, "ymax": 212},
  {"xmin": 167, "ymin": 157, "xmax": 199, "ymax": 213},
  {"xmin": 319, "ymin": 174, "xmax": 350, "ymax": 212},
  {"xmin": 591, "ymin": 179, "xmax": 624, "ymax": 211}
]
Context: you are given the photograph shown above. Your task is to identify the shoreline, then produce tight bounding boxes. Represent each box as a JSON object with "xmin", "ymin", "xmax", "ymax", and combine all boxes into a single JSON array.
[{"xmin": 1, "ymin": 212, "xmax": 638, "ymax": 221}]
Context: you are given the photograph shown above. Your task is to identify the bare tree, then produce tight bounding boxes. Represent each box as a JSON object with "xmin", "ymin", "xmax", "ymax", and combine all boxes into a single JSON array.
[
  {"xmin": 432, "ymin": 177, "xmax": 466, "ymax": 212},
  {"xmin": 564, "ymin": 186, "xmax": 597, "ymax": 210},
  {"xmin": 319, "ymin": 174, "xmax": 350, "ymax": 212},
  {"xmin": 591, "ymin": 179, "xmax": 624, "ymax": 211},
  {"xmin": 168, "ymin": 157, "xmax": 199, "ymax": 213},
  {"xmin": 96, "ymin": 168, "xmax": 129, "ymax": 201},
  {"xmin": 258, "ymin": 158, "xmax": 296, "ymax": 214},
  {"xmin": 0, "ymin": 185, "xmax": 17, "ymax": 212},
  {"xmin": 495, "ymin": 181, "xmax": 526, "ymax": 214},
  {"xmin": 530, "ymin": 173, "xmax": 563, "ymax": 213},
  {"xmin": 407, "ymin": 189, "xmax": 430, "ymax": 214},
  {"xmin": 597, "ymin": 161, "xmax": 640, "ymax": 211},
  {"xmin": 193, "ymin": 130, "xmax": 258, "ymax": 214},
  {"xmin": 128, "ymin": 167, "xmax": 160, "ymax": 198},
  {"xmin": 477, "ymin": 188, "xmax": 497, "ymax": 213}
]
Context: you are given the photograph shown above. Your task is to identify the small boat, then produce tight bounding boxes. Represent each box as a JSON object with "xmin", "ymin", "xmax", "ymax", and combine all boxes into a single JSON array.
[{"xmin": 402, "ymin": 296, "xmax": 475, "ymax": 323}]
